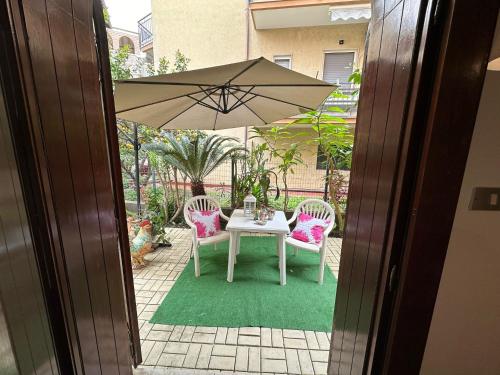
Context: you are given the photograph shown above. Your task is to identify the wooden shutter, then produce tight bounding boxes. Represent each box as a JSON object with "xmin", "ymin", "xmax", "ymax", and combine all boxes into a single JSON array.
[
  {"xmin": 5, "ymin": 0, "xmax": 140, "ymax": 372},
  {"xmin": 329, "ymin": 0, "xmax": 429, "ymax": 373},
  {"xmin": 323, "ymin": 52, "xmax": 355, "ymax": 84}
]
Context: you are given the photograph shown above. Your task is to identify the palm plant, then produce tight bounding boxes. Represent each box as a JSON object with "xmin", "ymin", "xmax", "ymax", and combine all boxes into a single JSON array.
[{"xmin": 146, "ymin": 133, "xmax": 245, "ymax": 196}]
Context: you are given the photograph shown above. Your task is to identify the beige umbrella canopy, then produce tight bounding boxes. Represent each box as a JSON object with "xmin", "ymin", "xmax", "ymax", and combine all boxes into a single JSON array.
[{"xmin": 114, "ymin": 57, "xmax": 335, "ymax": 130}]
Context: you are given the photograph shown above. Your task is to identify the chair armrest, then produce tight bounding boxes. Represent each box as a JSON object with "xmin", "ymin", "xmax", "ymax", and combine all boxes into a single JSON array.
[
  {"xmin": 323, "ymin": 220, "xmax": 336, "ymax": 238},
  {"xmin": 287, "ymin": 210, "xmax": 299, "ymax": 225},
  {"xmin": 183, "ymin": 207, "xmax": 198, "ymax": 235},
  {"xmin": 219, "ymin": 210, "xmax": 230, "ymax": 222}
]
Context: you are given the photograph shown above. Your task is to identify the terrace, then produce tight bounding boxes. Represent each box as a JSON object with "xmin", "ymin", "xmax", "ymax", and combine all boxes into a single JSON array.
[{"xmin": 134, "ymin": 229, "xmax": 342, "ymax": 374}]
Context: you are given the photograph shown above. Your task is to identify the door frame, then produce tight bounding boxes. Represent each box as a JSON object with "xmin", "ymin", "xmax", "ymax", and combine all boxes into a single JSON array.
[{"xmin": 371, "ymin": 0, "xmax": 499, "ymax": 373}]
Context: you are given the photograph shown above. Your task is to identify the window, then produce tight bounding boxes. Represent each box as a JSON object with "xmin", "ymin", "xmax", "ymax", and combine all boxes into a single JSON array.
[
  {"xmin": 119, "ymin": 36, "xmax": 135, "ymax": 54},
  {"xmin": 323, "ymin": 52, "xmax": 355, "ymax": 84},
  {"xmin": 274, "ymin": 55, "xmax": 292, "ymax": 69}
]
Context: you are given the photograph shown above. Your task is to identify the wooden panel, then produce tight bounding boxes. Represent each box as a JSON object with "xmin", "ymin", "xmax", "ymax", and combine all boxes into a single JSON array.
[
  {"xmin": 5, "ymin": 0, "xmax": 135, "ymax": 373},
  {"xmin": 92, "ymin": 0, "xmax": 142, "ymax": 365},
  {"xmin": 73, "ymin": 2, "xmax": 132, "ymax": 372},
  {"xmin": 330, "ymin": 18, "xmax": 383, "ymax": 373},
  {"xmin": 380, "ymin": 0, "xmax": 500, "ymax": 373},
  {"xmin": 350, "ymin": 1, "xmax": 422, "ymax": 373},
  {"xmin": 340, "ymin": 6, "xmax": 404, "ymax": 374},
  {"xmin": 0, "ymin": 55, "xmax": 57, "ymax": 374},
  {"xmin": 329, "ymin": 0, "xmax": 426, "ymax": 373}
]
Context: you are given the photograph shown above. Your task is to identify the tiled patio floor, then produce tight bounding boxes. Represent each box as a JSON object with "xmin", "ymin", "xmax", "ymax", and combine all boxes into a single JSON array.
[{"xmin": 133, "ymin": 228, "xmax": 341, "ymax": 375}]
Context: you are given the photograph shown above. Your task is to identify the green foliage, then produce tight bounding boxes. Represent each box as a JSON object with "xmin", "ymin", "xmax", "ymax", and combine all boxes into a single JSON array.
[
  {"xmin": 143, "ymin": 188, "xmax": 166, "ymax": 235},
  {"xmin": 251, "ymin": 125, "xmax": 304, "ymax": 210},
  {"xmin": 172, "ymin": 50, "xmax": 190, "ymax": 72},
  {"xmin": 145, "ymin": 50, "xmax": 191, "ymax": 76},
  {"xmin": 110, "ymin": 46, "xmax": 132, "ymax": 82},
  {"xmin": 288, "ymin": 89, "xmax": 356, "ymax": 230},
  {"xmin": 153, "ymin": 227, "xmax": 170, "ymax": 245},
  {"xmin": 290, "ymin": 90, "xmax": 355, "ymax": 173},
  {"xmin": 156, "ymin": 57, "xmax": 170, "ymax": 75},
  {"xmin": 233, "ymin": 143, "xmax": 279, "ymax": 208},
  {"xmin": 102, "ymin": 4, "xmax": 111, "ymax": 27},
  {"xmin": 145, "ymin": 133, "xmax": 245, "ymax": 196},
  {"xmin": 349, "ymin": 68, "xmax": 362, "ymax": 85}
]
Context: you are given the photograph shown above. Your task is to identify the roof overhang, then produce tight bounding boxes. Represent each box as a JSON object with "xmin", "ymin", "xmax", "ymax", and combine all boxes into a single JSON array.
[{"xmin": 250, "ymin": 0, "xmax": 371, "ymax": 30}]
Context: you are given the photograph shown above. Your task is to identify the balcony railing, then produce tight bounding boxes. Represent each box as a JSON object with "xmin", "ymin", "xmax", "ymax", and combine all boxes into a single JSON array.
[
  {"xmin": 138, "ymin": 13, "xmax": 153, "ymax": 49},
  {"xmin": 322, "ymin": 82, "xmax": 360, "ymax": 116}
]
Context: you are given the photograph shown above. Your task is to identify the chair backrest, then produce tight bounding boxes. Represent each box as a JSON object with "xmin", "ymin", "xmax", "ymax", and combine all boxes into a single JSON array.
[
  {"xmin": 291, "ymin": 199, "xmax": 336, "ymax": 232},
  {"xmin": 183, "ymin": 195, "xmax": 227, "ymax": 228}
]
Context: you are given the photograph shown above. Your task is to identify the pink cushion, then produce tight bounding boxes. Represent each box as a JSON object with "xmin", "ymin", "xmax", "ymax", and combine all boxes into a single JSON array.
[
  {"xmin": 291, "ymin": 212, "xmax": 330, "ymax": 245},
  {"xmin": 189, "ymin": 208, "xmax": 221, "ymax": 238}
]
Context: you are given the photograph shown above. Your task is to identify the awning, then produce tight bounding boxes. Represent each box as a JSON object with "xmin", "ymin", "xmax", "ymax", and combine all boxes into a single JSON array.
[{"xmin": 329, "ymin": 5, "xmax": 371, "ymax": 24}]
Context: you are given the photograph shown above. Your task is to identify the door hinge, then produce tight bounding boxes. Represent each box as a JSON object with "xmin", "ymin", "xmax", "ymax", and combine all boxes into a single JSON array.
[{"xmin": 388, "ymin": 264, "xmax": 398, "ymax": 293}]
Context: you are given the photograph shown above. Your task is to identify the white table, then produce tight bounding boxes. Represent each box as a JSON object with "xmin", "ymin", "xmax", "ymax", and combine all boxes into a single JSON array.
[{"xmin": 226, "ymin": 209, "xmax": 290, "ymax": 285}]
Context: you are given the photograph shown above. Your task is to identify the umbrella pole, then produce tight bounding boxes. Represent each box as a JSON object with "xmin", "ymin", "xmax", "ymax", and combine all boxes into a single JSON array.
[{"xmin": 134, "ymin": 124, "xmax": 141, "ymax": 217}]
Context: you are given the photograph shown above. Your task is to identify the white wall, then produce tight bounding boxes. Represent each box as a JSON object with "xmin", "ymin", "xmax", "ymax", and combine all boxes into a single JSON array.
[{"xmin": 420, "ymin": 12, "xmax": 500, "ymax": 375}]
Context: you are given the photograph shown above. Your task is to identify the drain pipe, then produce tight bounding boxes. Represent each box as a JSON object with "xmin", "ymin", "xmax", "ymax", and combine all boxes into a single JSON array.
[
  {"xmin": 244, "ymin": 0, "xmax": 251, "ymax": 150},
  {"xmin": 246, "ymin": 0, "xmax": 250, "ymax": 61}
]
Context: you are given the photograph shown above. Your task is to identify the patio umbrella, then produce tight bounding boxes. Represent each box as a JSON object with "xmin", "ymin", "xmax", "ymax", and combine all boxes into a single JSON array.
[{"xmin": 114, "ymin": 57, "xmax": 335, "ymax": 130}]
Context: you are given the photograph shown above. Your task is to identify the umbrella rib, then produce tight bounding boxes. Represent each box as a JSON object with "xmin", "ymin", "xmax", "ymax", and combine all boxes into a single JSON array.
[
  {"xmin": 242, "ymin": 102, "xmax": 267, "ymax": 125},
  {"xmin": 228, "ymin": 95, "xmax": 257, "ymax": 112},
  {"xmin": 158, "ymin": 87, "xmax": 220, "ymax": 129},
  {"xmin": 116, "ymin": 85, "xmax": 219, "ymax": 114},
  {"xmin": 227, "ymin": 57, "xmax": 263, "ymax": 84},
  {"xmin": 198, "ymin": 85, "xmax": 221, "ymax": 108},
  {"xmin": 227, "ymin": 86, "xmax": 255, "ymax": 111},
  {"xmin": 158, "ymin": 101, "xmax": 199, "ymax": 129},
  {"xmin": 230, "ymin": 87, "xmax": 317, "ymax": 111},
  {"xmin": 186, "ymin": 94, "xmax": 221, "ymax": 112},
  {"xmin": 227, "ymin": 90, "xmax": 267, "ymax": 125}
]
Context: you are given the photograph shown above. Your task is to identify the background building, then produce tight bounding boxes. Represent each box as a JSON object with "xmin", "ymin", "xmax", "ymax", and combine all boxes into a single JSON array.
[
  {"xmin": 107, "ymin": 26, "xmax": 150, "ymax": 77},
  {"xmin": 137, "ymin": 0, "xmax": 370, "ymax": 192}
]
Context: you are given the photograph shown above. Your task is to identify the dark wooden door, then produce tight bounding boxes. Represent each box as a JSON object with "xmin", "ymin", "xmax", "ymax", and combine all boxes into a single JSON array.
[
  {"xmin": 4, "ymin": 0, "xmax": 141, "ymax": 372},
  {"xmin": 329, "ymin": 0, "xmax": 431, "ymax": 373},
  {"xmin": 0, "ymin": 51, "xmax": 58, "ymax": 375}
]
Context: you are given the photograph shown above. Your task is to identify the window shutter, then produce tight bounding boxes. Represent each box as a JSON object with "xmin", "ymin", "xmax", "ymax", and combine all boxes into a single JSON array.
[
  {"xmin": 323, "ymin": 52, "xmax": 355, "ymax": 84},
  {"xmin": 274, "ymin": 57, "xmax": 291, "ymax": 69}
]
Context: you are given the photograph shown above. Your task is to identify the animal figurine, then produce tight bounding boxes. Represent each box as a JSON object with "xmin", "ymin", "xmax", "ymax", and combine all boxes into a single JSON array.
[
  {"xmin": 127, "ymin": 217, "xmax": 139, "ymax": 241},
  {"xmin": 130, "ymin": 220, "xmax": 153, "ymax": 269}
]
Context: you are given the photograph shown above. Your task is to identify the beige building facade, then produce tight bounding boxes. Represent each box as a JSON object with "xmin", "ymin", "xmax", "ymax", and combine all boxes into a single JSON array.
[
  {"xmin": 144, "ymin": 0, "xmax": 369, "ymax": 191},
  {"xmin": 149, "ymin": 1, "xmax": 368, "ymax": 75}
]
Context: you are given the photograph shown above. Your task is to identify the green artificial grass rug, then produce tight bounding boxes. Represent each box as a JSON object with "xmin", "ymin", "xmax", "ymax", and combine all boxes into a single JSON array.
[{"xmin": 150, "ymin": 236, "xmax": 337, "ymax": 332}]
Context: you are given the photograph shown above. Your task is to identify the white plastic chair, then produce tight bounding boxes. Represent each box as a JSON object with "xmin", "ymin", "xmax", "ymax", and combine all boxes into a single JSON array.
[
  {"xmin": 286, "ymin": 199, "xmax": 336, "ymax": 284},
  {"xmin": 184, "ymin": 195, "xmax": 230, "ymax": 277}
]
